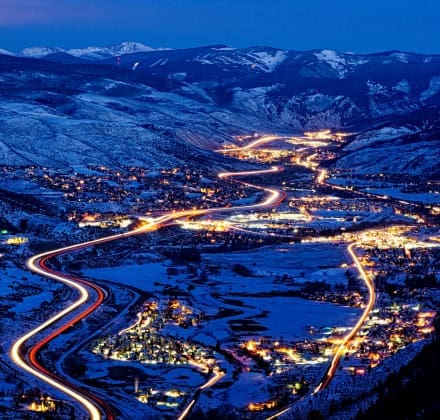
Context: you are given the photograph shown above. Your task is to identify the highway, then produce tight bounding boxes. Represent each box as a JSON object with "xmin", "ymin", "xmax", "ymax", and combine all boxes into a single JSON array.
[
  {"xmin": 10, "ymin": 162, "xmax": 286, "ymax": 419},
  {"xmin": 314, "ymin": 242, "xmax": 376, "ymax": 392},
  {"xmin": 221, "ymin": 136, "xmax": 378, "ymax": 419},
  {"xmin": 266, "ymin": 241, "xmax": 376, "ymax": 419},
  {"xmin": 217, "ymin": 135, "xmax": 284, "ymax": 152},
  {"xmin": 10, "ymin": 134, "xmax": 378, "ymax": 419},
  {"xmin": 177, "ymin": 367, "xmax": 225, "ymax": 420},
  {"xmin": 10, "ymin": 220, "xmax": 171, "ymax": 419},
  {"xmin": 201, "ymin": 138, "xmax": 378, "ymax": 418}
]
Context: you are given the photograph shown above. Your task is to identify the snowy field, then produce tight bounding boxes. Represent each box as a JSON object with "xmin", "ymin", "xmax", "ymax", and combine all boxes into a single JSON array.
[
  {"xmin": 83, "ymin": 242, "xmax": 360, "ymax": 345},
  {"xmin": 0, "ymin": 264, "xmax": 59, "ymax": 316},
  {"xmin": 364, "ymin": 187, "xmax": 440, "ymax": 204},
  {"xmin": 83, "ymin": 243, "xmax": 351, "ymax": 296},
  {"xmin": 81, "ymin": 245, "xmax": 361, "ymax": 414},
  {"xmin": 237, "ymin": 296, "xmax": 359, "ymax": 338},
  {"xmin": 82, "ymin": 262, "xmax": 173, "ymax": 291},
  {"xmin": 202, "ymin": 242, "xmax": 349, "ymax": 284}
]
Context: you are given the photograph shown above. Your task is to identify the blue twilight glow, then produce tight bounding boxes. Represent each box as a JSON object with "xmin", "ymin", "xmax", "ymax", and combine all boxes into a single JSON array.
[{"xmin": 1, "ymin": 0, "xmax": 440, "ymax": 53}]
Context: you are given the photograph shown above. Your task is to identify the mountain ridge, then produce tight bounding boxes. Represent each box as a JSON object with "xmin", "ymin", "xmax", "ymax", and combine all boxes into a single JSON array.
[
  {"xmin": 0, "ymin": 43, "xmax": 439, "ymax": 175},
  {"xmin": 1, "ymin": 41, "xmax": 169, "ymax": 60},
  {"xmin": 2, "ymin": 42, "xmax": 439, "ymax": 62}
]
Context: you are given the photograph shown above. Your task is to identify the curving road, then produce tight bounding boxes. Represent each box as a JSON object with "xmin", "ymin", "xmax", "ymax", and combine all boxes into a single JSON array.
[
  {"xmin": 314, "ymin": 242, "xmax": 375, "ymax": 392},
  {"xmin": 217, "ymin": 135, "xmax": 284, "ymax": 153},
  {"xmin": 220, "ymin": 138, "xmax": 377, "ymax": 416},
  {"xmin": 267, "ymin": 241, "xmax": 375, "ymax": 419},
  {"xmin": 10, "ymin": 220, "xmax": 172, "ymax": 419},
  {"xmin": 11, "ymin": 133, "xmax": 378, "ymax": 419},
  {"xmin": 221, "ymin": 136, "xmax": 377, "ymax": 418},
  {"xmin": 10, "ymin": 165, "xmax": 285, "ymax": 419}
]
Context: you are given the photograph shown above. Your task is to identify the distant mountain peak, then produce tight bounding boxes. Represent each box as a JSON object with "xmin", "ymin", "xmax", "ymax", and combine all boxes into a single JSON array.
[
  {"xmin": 0, "ymin": 48, "xmax": 14, "ymax": 56},
  {"xmin": 114, "ymin": 41, "xmax": 158, "ymax": 53},
  {"xmin": 16, "ymin": 42, "xmax": 170, "ymax": 60},
  {"xmin": 67, "ymin": 41, "xmax": 163, "ymax": 59},
  {"xmin": 20, "ymin": 46, "xmax": 65, "ymax": 58}
]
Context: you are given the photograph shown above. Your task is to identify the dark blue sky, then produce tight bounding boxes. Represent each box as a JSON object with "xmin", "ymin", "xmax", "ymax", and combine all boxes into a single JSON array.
[{"xmin": 1, "ymin": 0, "xmax": 439, "ymax": 53}]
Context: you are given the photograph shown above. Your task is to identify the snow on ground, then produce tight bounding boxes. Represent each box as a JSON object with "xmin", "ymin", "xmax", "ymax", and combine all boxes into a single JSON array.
[
  {"xmin": 187, "ymin": 289, "xmax": 360, "ymax": 345},
  {"xmin": 328, "ymin": 177, "xmax": 392, "ymax": 188},
  {"xmin": 67, "ymin": 42, "xmax": 161, "ymax": 59},
  {"xmin": 421, "ymin": 75, "xmax": 440, "ymax": 101},
  {"xmin": 14, "ymin": 291, "xmax": 53, "ymax": 313},
  {"xmin": 0, "ymin": 78, "xmax": 282, "ymax": 169},
  {"xmin": 83, "ymin": 356, "xmax": 205, "ymax": 388},
  {"xmin": 0, "ymin": 178, "xmax": 45, "ymax": 194},
  {"xmin": 314, "ymin": 50, "xmax": 347, "ymax": 78},
  {"xmin": 344, "ymin": 126, "xmax": 415, "ymax": 151},
  {"xmin": 212, "ymin": 47, "xmax": 237, "ymax": 51},
  {"xmin": 0, "ymin": 48, "xmax": 14, "ymax": 56},
  {"xmin": 83, "ymin": 242, "xmax": 360, "ymax": 349},
  {"xmin": 203, "ymin": 243, "xmax": 348, "ymax": 282},
  {"xmin": 364, "ymin": 187, "xmax": 440, "ymax": 204},
  {"xmin": 391, "ymin": 52, "xmax": 410, "ymax": 63},
  {"xmin": 226, "ymin": 371, "xmax": 270, "ymax": 406},
  {"xmin": 393, "ymin": 79, "xmax": 411, "ymax": 93},
  {"xmin": 20, "ymin": 46, "xmax": 63, "ymax": 58},
  {"xmin": 229, "ymin": 296, "xmax": 359, "ymax": 339},
  {"xmin": 336, "ymin": 140, "xmax": 440, "ymax": 176},
  {"xmin": 251, "ymin": 50, "xmax": 287, "ymax": 72},
  {"xmin": 82, "ymin": 261, "xmax": 179, "ymax": 292},
  {"xmin": 0, "ymin": 261, "xmax": 65, "ymax": 403},
  {"xmin": 231, "ymin": 84, "xmax": 281, "ymax": 114}
]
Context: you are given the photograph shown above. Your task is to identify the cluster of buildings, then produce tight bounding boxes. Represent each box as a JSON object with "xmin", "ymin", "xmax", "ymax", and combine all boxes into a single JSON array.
[
  {"xmin": 338, "ymin": 305, "xmax": 436, "ymax": 376},
  {"xmin": 136, "ymin": 387, "xmax": 186, "ymax": 411},
  {"xmin": 28, "ymin": 396, "xmax": 56, "ymax": 413},
  {"xmin": 0, "ymin": 164, "xmax": 264, "ymax": 230},
  {"xmin": 289, "ymin": 196, "xmax": 383, "ymax": 215},
  {"xmin": 237, "ymin": 297, "xmax": 436, "ymax": 412},
  {"xmin": 240, "ymin": 337, "xmax": 330, "ymax": 374},
  {"xmin": 91, "ymin": 299, "xmax": 218, "ymax": 411},
  {"xmin": 92, "ymin": 300, "xmax": 210, "ymax": 365},
  {"xmin": 221, "ymin": 131, "xmax": 344, "ymax": 168},
  {"xmin": 330, "ymin": 170, "xmax": 440, "ymax": 189},
  {"xmin": 366, "ymin": 241, "xmax": 439, "ymax": 285}
]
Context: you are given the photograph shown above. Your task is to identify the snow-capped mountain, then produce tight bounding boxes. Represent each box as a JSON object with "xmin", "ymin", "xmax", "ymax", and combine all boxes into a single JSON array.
[
  {"xmin": 104, "ymin": 44, "xmax": 290, "ymax": 76},
  {"xmin": 67, "ymin": 41, "xmax": 168, "ymax": 60},
  {"xmin": 190, "ymin": 46, "xmax": 288, "ymax": 73},
  {"xmin": 20, "ymin": 46, "xmax": 65, "ymax": 58},
  {"xmin": 313, "ymin": 49, "xmax": 369, "ymax": 79},
  {"xmin": 0, "ymin": 44, "xmax": 440, "ymax": 175},
  {"xmin": 0, "ymin": 48, "xmax": 14, "ymax": 56},
  {"xmin": 14, "ymin": 42, "xmax": 167, "ymax": 60},
  {"xmin": 0, "ymin": 53, "xmax": 271, "ymax": 170},
  {"xmin": 334, "ymin": 106, "xmax": 440, "ymax": 176}
]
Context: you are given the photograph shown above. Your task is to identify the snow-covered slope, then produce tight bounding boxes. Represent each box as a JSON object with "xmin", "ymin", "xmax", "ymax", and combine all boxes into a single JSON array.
[
  {"xmin": 98, "ymin": 45, "xmax": 440, "ymax": 130},
  {"xmin": 67, "ymin": 41, "xmax": 167, "ymax": 60},
  {"xmin": 191, "ymin": 47, "xmax": 288, "ymax": 73},
  {"xmin": 313, "ymin": 50, "xmax": 368, "ymax": 79},
  {"xmin": 20, "ymin": 46, "xmax": 64, "ymax": 58},
  {"xmin": 343, "ymin": 126, "xmax": 417, "ymax": 151},
  {"xmin": 1, "ymin": 45, "xmax": 440, "ymax": 175},
  {"xmin": 335, "ymin": 115, "xmax": 440, "ymax": 176},
  {"xmin": 314, "ymin": 50, "xmax": 349, "ymax": 79},
  {"xmin": 16, "ymin": 42, "xmax": 167, "ymax": 60},
  {"xmin": 0, "ymin": 48, "xmax": 14, "ymax": 56},
  {"xmin": 336, "ymin": 139, "xmax": 440, "ymax": 176},
  {"xmin": 0, "ymin": 61, "xmax": 279, "ymax": 169}
]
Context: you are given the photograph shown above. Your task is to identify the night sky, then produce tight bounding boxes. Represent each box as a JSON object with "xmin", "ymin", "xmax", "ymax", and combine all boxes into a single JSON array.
[{"xmin": 1, "ymin": 0, "xmax": 440, "ymax": 53}]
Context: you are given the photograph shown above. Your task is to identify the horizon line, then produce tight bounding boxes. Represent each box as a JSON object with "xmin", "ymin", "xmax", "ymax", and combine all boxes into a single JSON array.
[{"xmin": 2, "ymin": 41, "xmax": 440, "ymax": 57}]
